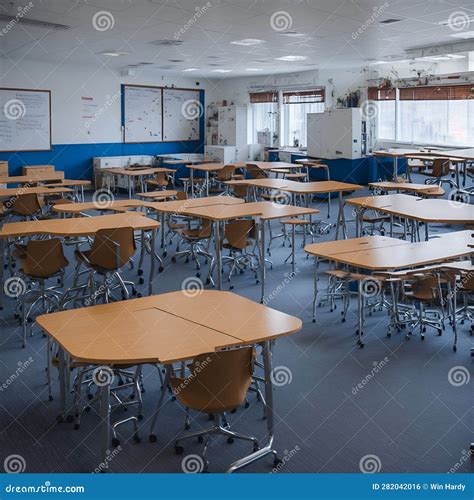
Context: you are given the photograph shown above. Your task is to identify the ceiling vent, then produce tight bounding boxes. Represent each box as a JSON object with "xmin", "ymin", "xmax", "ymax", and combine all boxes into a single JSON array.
[
  {"xmin": 150, "ymin": 39, "xmax": 184, "ymax": 46},
  {"xmin": 0, "ymin": 14, "xmax": 70, "ymax": 30},
  {"xmin": 379, "ymin": 19, "xmax": 402, "ymax": 25}
]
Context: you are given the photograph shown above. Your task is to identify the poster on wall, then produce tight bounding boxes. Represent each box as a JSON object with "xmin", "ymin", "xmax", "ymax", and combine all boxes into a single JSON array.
[{"xmin": 0, "ymin": 87, "xmax": 51, "ymax": 152}]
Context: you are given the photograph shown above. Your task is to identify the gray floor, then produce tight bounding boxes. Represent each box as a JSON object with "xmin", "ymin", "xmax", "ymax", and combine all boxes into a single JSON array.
[{"xmin": 0, "ymin": 181, "xmax": 473, "ymax": 474}]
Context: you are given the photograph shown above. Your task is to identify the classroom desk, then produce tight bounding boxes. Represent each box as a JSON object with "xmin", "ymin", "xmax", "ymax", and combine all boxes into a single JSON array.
[
  {"xmin": 183, "ymin": 201, "xmax": 318, "ymax": 295},
  {"xmin": 146, "ymin": 196, "xmax": 244, "ymax": 257},
  {"xmin": 304, "ymin": 230, "xmax": 473, "ymax": 347},
  {"xmin": 0, "ymin": 185, "xmax": 73, "ymax": 201},
  {"xmin": 368, "ymin": 181, "xmax": 443, "ymax": 195},
  {"xmin": 372, "ymin": 149, "xmax": 431, "ymax": 179},
  {"xmin": 36, "ymin": 290, "xmax": 302, "ymax": 472},
  {"xmin": 0, "ymin": 172, "xmax": 65, "ymax": 185},
  {"xmin": 51, "ymin": 199, "xmax": 165, "ymax": 215},
  {"xmin": 186, "ymin": 163, "xmax": 224, "ymax": 197},
  {"xmin": 39, "ymin": 180, "xmax": 91, "ymax": 202},
  {"xmin": 136, "ymin": 190, "xmax": 178, "ymax": 200},
  {"xmin": 102, "ymin": 168, "xmax": 175, "ymax": 198},
  {"xmin": 246, "ymin": 161, "xmax": 303, "ymax": 171},
  {"xmin": 347, "ymin": 193, "xmax": 474, "ymax": 240},
  {"xmin": 226, "ymin": 178, "xmax": 364, "ymax": 238},
  {"xmin": 0, "ymin": 213, "xmax": 160, "ymax": 307},
  {"xmin": 422, "ymin": 148, "xmax": 474, "ymax": 187}
]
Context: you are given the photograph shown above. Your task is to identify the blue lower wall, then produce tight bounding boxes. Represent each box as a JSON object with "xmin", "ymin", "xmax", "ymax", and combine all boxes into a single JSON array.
[{"xmin": 0, "ymin": 141, "xmax": 204, "ymax": 180}]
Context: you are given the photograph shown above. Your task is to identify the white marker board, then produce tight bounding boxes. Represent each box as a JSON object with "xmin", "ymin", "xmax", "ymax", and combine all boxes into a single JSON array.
[
  {"xmin": 0, "ymin": 88, "xmax": 51, "ymax": 152},
  {"xmin": 123, "ymin": 85, "xmax": 163, "ymax": 143},
  {"xmin": 163, "ymin": 88, "xmax": 201, "ymax": 141}
]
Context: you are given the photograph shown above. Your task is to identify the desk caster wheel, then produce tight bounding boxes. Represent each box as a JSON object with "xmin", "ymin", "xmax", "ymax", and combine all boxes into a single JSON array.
[
  {"xmin": 112, "ymin": 438, "xmax": 120, "ymax": 447},
  {"xmin": 133, "ymin": 434, "xmax": 141, "ymax": 443},
  {"xmin": 227, "ymin": 437, "xmax": 234, "ymax": 444},
  {"xmin": 197, "ymin": 436, "xmax": 204, "ymax": 443},
  {"xmin": 312, "ymin": 318, "xmax": 316, "ymax": 323},
  {"xmin": 273, "ymin": 457, "xmax": 283, "ymax": 467},
  {"xmin": 453, "ymin": 345, "xmax": 457, "ymax": 352},
  {"xmin": 137, "ymin": 269, "xmax": 143, "ymax": 276},
  {"xmin": 171, "ymin": 257, "xmax": 176, "ymax": 263},
  {"xmin": 253, "ymin": 442, "xmax": 259, "ymax": 452},
  {"xmin": 149, "ymin": 434, "xmax": 157, "ymax": 443},
  {"xmin": 175, "ymin": 445, "xmax": 184, "ymax": 455},
  {"xmin": 48, "ymin": 395, "xmax": 53, "ymax": 401},
  {"xmin": 138, "ymin": 277, "xmax": 144, "ymax": 285},
  {"xmin": 66, "ymin": 415, "xmax": 74, "ymax": 423},
  {"xmin": 159, "ymin": 266, "xmax": 164, "ymax": 273}
]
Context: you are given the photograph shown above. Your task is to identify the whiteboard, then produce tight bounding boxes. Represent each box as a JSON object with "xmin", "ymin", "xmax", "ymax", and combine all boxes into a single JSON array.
[
  {"xmin": 0, "ymin": 88, "xmax": 51, "ymax": 152},
  {"xmin": 163, "ymin": 88, "xmax": 201, "ymax": 141},
  {"xmin": 123, "ymin": 85, "xmax": 163, "ymax": 143}
]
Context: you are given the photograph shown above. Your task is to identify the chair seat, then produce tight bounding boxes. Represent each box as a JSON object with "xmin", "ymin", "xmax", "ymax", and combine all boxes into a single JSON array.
[
  {"xmin": 285, "ymin": 173, "xmax": 306, "ymax": 179},
  {"xmin": 281, "ymin": 218, "xmax": 310, "ymax": 225},
  {"xmin": 146, "ymin": 179, "xmax": 168, "ymax": 187},
  {"xmin": 362, "ymin": 214, "xmax": 390, "ymax": 223},
  {"xmin": 232, "ymin": 174, "xmax": 244, "ymax": 180}
]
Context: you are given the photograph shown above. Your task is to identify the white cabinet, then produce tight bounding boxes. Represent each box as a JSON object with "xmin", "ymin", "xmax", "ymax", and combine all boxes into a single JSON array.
[
  {"xmin": 307, "ymin": 108, "xmax": 363, "ymax": 160},
  {"xmin": 218, "ymin": 106, "xmax": 248, "ymax": 161},
  {"xmin": 205, "ymin": 145, "xmax": 237, "ymax": 164},
  {"xmin": 93, "ymin": 155, "xmax": 154, "ymax": 189}
]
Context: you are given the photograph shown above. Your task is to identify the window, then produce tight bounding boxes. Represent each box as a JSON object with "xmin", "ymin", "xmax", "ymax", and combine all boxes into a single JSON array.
[
  {"xmin": 249, "ymin": 92, "xmax": 278, "ymax": 147},
  {"xmin": 370, "ymin": 84, "xmax": 474, "ymax": 146},
  {"xmin": 281, "ymin": 89, "xmax": 325, "ymax": 147}
]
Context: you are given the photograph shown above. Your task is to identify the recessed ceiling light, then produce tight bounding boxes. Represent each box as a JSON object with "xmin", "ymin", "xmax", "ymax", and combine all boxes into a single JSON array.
[
  {"xmin": 275, "ymin": 55, "xmax": 308, "ymax": 61},
  {"xmin": 169, "ymin": 59, "xmax": 185, "ymax": 63},
  {"xmin": 245, "ymin": 68, "xmax": 263, "ymax": 71},
  {"xmin": 450, "ymin": 30, "xmax": 474, "ymax": 39},
  {"xmin": 230, "ymin": 38, "xmax": 265, "ymax": 46},
  {"xmin": 100, "ymin": 51, "xmax": 130, "ymax": 56},
  {"xmin": 150, "ymin": 39, "xmax": 184, "ymax": 46},
  {"xmin": 211, "ymin": 69, "xmax": 232, "ymax": 73},
  {"xmin": 182, "ymin": 68, "xmax": 198, "ymax": 72}
]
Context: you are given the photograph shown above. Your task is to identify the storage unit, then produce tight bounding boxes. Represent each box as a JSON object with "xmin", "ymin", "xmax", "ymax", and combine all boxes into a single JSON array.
[
  {"xmin": 218, "ymin": 105, "xmax": 248, "ymax": 161},
  {"xmin": 204, "ymin": 145, "xmax": 237, "ymax": 164},
  {"xmin": 307, "ymin": 108, "xmax": 364, "ymax": 160},
  {"xmin": 93, "ymin": 155, "xmax": 155, "ymax": 189},
  {"xmin": 22, "ymin": 164, "xmax": 55, "ymax": 175}
]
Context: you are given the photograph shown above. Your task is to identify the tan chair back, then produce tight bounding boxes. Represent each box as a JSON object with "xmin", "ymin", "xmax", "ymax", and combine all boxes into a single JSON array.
[
  {"xmin": 247, "ymin": 164, "xmax": 267, "ymax": 179},
  {"xmin": 430, "ymin": 159, "xmax": 450, "ymax": 177},
  {"xmin": 176, "ymin": 191, "xmax": 187, "ymax": 200},
  {"xmin": 217, "ymin": 165, "xmax": 236, "ymax": 181},
  {"xmin": 90, "ymin": 227, "xmax": 136, "ymax": 270},
  {"xmin": 224, "ymin": 219, "xmax": 254, "ymax": 250},
  {"xmin": 233, "ymin": 185, "xmax": 248, "ymax": 198},
  {"xmin": 171, "ymin": 347, "xmax": 254, "ymax": 414},
  {"xmin": 11, "ymin": 193, "xmax": 44, "ymax": 216},
  {"xmin": 22, "ymin": 238, "xmax": 68, "ymax": 278}
]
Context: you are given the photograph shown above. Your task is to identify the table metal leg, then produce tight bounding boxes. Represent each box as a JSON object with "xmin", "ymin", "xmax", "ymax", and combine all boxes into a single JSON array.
[
  {"xmin": 215, "ymin": 221, "xmax": 222, "ymax": 290},
  {"xmin": 0, "ymin": 237, "xmax": 4, "ymax": 310},
  {"xmin": 335, "ymin": 192, "xmax": 346, "ymax": 240},
  {"xmin": 424, "ymin": 223, "xmax": 429, "ymax": 241},
  {"xmin": 205, "ymin": 171, "xmax": 209, "ymax": 197},
  {"xmin": 149, "ymin": 228, "xmax": 157, "ymax": 295},
  {"xmin": 312, "ymin": 257, "xmax": 319, "ymax": 323},
  {"xmin": 58, "ymin": 346, "xmax": 66, "ymax": 421},
  {"xmin": 191, "ymin": 168, "xmax": 194, "ymax": 197},
  {"xmin": 259, "ymin": 219, "xmax": 265, "ymax": 304},
  {"xmin": 357, "ymin": 281, "xmax": 364, "ymax": 348},
  {"xmin": 393, "ymin": 157, "xmax": 398, "ymax": 180},
  {"xmin": 128, "ymin": 177, "xmax": 132, "ymax": 199},
  {"xmin": 149, "ymin": 365, "xmax": 173, "ymax": 440},
  {"xmin": 160, "ymin": 212, "xmax": 167, "ymax": 257},
  {"xmin": 227, "ymin": 340, "xmax": 279, "ymax": 473},
  {"xmin": 100, "ymin": 377, "xmax": 111, "ymax": 471}
]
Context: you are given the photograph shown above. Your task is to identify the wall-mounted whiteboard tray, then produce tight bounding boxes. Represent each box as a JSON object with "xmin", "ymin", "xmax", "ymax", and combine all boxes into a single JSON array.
[
  {"xmin": 123, "ymin": 85, "xmax": 163, "ymax": 143},
  {"xmin": 162, "ymin": 88, "xmax": 201, "ymax": 142},
  {"xmin": 0, "ymin": 88, "xmax": 51, "ymax": 152}
]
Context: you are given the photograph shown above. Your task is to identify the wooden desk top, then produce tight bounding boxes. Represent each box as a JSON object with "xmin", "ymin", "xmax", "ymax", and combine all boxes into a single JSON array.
[
  {"xmin": 0, "ymin": 212, "xmax": 159, "ymax": 238},
  {"xmin": 294, "ymin": 159, "xmax": 326, "ymax": 166},
  {"xmin": 148, "ymin": 196, "xmax": 244, "ymax": 214},
  {"xmin": 43, "ymin": 179, "xmax": 92, "ymax": 187},
  {"xmin": 51, "ymin": 199, "xmax": 158, "ymax": 214},
  {"xmin": 37, "ymin": 291, "xmax": 302, "ymax": 364},
  {"xmin": 187, "ymin": 163, "xmax": 224, "ymax": 171},
  {"xmin": 369, "ymin": 182, "xmax": 441, "ymax": 194},
  {"xmin": 0, "ymin": 186, "xmax": 73, "ymax": 199},
  {"xmin": 372, "ymin": 149, "xmax": 427, "ymax": 158},
  {"xmin": 347, "ymin": 194, "xmax": 474, "ymax": 224},
  {"xmin": 136, "ymin": 190, "xmax": 178, "ymax": 200},
  {"xmin": 424, "ymin": 149, "xmax": 474, "ymax": 161},
  {"xmin": 0, "ymin": 172, "xmax": 65, "ymax": 184},
  {"xmin": 226, "ymin": 178, "xmax": 363, "ymax": 194},
  {"xmin": 246, "ymin": 162, "xmax": 301, "ymax": 171},
  {"xmin": 305, "ymin": 230, "xmax": 473, "ymax": 271},
  {"xmin": 103, "ymin": 168, "xmax": 174, "ymax": 176}
]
